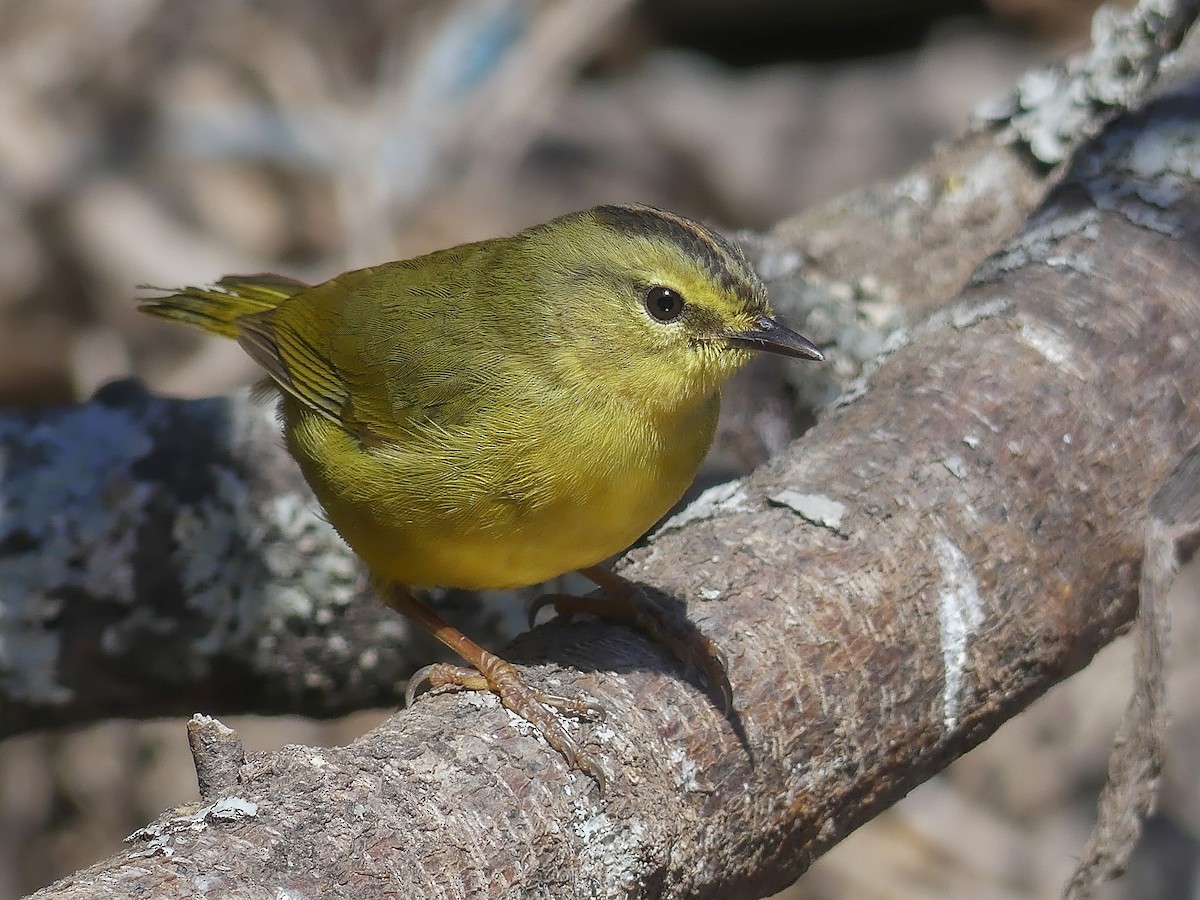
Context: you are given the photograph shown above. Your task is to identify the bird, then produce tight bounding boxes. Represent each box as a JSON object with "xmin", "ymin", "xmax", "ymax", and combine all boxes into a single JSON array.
[{"xmin": 141, "ymin": 203, "xmax": 823, "ymax": 786}]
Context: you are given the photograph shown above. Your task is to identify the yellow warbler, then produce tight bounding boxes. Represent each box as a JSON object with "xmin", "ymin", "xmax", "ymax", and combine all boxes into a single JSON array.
[{"xmin": 141, "ymin": 204, "xmax": 822, "ymax": 785}]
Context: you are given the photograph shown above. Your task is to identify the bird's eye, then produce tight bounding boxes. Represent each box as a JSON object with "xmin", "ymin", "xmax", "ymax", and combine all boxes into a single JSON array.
[{"xmin": 645, "ymin": 286, "xmax": 685, "ymax": 323}]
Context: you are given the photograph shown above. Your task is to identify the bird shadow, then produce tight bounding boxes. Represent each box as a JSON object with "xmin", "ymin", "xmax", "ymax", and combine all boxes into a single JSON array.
[{"xmin": 504, "ymin": 581, "xmax": 754, "ymax": 767}]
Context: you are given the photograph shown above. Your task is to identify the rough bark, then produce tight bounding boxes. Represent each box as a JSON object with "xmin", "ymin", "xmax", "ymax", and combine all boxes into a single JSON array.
[{"xmin": 24, "ymin": 63, "xmax": 1200, "ymax": 900}]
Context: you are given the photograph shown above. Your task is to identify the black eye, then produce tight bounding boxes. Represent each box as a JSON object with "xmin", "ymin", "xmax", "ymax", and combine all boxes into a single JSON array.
[{"xmin": 645, "ymin": 286, "xmax": 685, "ymax": 322}]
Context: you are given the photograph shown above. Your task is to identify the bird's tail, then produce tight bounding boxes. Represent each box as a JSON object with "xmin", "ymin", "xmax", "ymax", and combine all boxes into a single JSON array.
[{"xmin": 139, "ymin": 273, "xmax": 310, "ymax": 339}]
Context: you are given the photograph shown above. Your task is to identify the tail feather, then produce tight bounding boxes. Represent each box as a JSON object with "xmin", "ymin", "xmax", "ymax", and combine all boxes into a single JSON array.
[{"xmin": 139, "ymin": 273, "xmax": 310, "ymax": 339}]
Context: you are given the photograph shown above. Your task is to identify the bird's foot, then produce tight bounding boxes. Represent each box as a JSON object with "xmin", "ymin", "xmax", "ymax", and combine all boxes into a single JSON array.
[
  {"xmin": 406, "ymin": 654, "xmax": 607, "ymax": 791},
  {"xmin": 380, "ymin": 584, "xmax": 608, "ymax": 790}
]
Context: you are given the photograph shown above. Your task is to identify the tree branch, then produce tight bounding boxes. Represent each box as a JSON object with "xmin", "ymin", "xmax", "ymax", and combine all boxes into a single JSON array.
[{"xmin": 0, "ymin": 384, "xmax": 450, "ymax": 735}]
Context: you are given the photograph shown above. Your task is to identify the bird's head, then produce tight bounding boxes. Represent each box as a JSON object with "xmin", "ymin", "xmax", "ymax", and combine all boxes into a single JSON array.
[{"xmin": 520, "ymin": 203, "xmax": 822, "ymax": 409}]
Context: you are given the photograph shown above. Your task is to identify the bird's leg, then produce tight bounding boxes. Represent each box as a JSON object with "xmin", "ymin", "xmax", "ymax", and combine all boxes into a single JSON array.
[
  {"xmin": 381, "ymin": 584, "xmax": 606, "ymax": 788},
  {"xmin": 529, "ymin": 565, "xmax": 733, "ymax": 712}
]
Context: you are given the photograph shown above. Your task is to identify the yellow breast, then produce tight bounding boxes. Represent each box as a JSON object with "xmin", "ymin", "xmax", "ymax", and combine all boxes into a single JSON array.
[{"xmin": 283, "ymin": 391, "xmax": 720, "ymax": 590}]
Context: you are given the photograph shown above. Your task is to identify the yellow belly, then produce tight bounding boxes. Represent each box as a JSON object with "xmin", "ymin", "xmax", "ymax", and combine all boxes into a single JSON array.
[{"xmin": 283, "ymin": 395, "xmax": 719, "ymax": 590}]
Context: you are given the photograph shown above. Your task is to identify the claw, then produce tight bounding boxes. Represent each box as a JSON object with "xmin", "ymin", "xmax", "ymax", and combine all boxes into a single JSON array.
[
  {"xmin": 405, "ymin": 663, "xmax": 485, "ymax": 707},
  {"xmin": 405, "ymin": 664, "xmax": 435, "ymax": 707}
]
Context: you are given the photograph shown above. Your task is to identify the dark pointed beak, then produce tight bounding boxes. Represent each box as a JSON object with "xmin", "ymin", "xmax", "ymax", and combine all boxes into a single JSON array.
[{"xmin": 724, "ymin": 314, "xmax": 824, "ymax": 361}]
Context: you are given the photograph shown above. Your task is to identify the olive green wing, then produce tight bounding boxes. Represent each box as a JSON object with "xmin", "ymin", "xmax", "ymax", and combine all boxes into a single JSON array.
[
  {"xmin": 234, "ymin": 251, "xmax": 505, "ymax": 444},
  {"xmin": 236, "ymin": 296, "xmax": 351, "ymax": 427}
]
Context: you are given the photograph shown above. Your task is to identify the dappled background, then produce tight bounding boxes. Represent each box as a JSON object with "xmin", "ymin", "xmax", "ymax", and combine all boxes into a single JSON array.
[{"xmin": 7, "ymin": 1, "xmax": 1200, "ymax": 897}]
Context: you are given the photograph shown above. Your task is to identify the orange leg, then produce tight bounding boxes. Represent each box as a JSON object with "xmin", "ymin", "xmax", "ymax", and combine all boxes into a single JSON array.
[
  {"xmin": 529, "ymin": 566, "xmax": 733, "ymax": 713},
  {"xmin": 381, "ymin": 585, "xmax": 606, "ymax": 789}
]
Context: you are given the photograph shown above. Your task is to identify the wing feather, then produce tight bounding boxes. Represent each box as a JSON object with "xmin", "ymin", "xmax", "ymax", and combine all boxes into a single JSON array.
[{"xmin": 231, "ymin": 246, "xmax": 514, "ymax": 445}]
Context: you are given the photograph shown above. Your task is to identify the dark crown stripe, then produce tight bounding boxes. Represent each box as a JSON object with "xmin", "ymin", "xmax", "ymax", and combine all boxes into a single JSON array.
[{"xmin": 591, "ymin": 204, "xmax": 762, "ymax": 308}]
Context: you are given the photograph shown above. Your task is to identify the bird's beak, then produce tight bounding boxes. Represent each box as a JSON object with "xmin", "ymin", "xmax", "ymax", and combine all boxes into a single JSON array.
[{"xmin": 723, "ymin": 314, "xmax": 824, "ymax": 360}]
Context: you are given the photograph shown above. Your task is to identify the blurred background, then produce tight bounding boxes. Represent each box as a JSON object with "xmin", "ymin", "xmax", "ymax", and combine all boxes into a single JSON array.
[{"xmin": 6, "ymin": 0, "xmax": 1199, "ymax": 898}]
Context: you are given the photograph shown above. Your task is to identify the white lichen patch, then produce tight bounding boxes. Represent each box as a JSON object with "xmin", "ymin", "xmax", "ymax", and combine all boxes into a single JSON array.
[
  {"xmin": 934, "ymin": 535, "xmax": 985, "ymax": 732},
  {"xmin": 769, "ymin": 490, "xmax": 846, "ymax": 534},
  {"xmin": 462, "ymin": 690, "xmax": 501, "ymax": 710},
  {"xmin": 126, "ymin": 797, "xmax": 259, "ymax": 858},
  {"xmin": 659, "ymin": 480, "xmax": 748, "ymax": 533},
  {"xmin": 171, "ymin": 395, "xmax": 361, "ymax": 660},
  {"xmin": 188, "ymin": 712, "xmax": 236, "ymax": 738},
  {"xmin": 0, "ymin": 402, "xmax": 155, "ymax": 703},
  {"xmin": 0, "ymin": 386, "xmax": 371, "ymax": 704},
  {"xmin": 972, "ymin": 209, "xmax": 1102, "ymax": 282},
  {"xmin": 941, "ymin": 456, "xmax": 968, "ymax": 479},
  {"xmin": 938, "ymin": 155, "xmax": 1017, "ymax": 213},
  {"xmin": 975, "ymin": 0, "xmax": 1176, "ymax": 163},
  {"xmin": 666, "ymin": 745, "xmax": 701, "ymax": 792},
  {"xmin": 1072, "ymin": 112, "xmax": 1200, "ymax": 237},
  {"xmin": 180, "ymin": 471, "xmax": 353, "ymax": 655},
  {"xmin": 206, "ymin": 797, "xmax": 259, "ymax": 821},
  {"xmin": 591, "ymin": 723, "xmax": 616, "ymax": 744},
  {"xmin": 574, "ymin": 812, "xmax": 650, "ymax": 899},
  {"xmin": 1018, "ymin": 321, "xmax": 1087, "ymax": 380}
]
